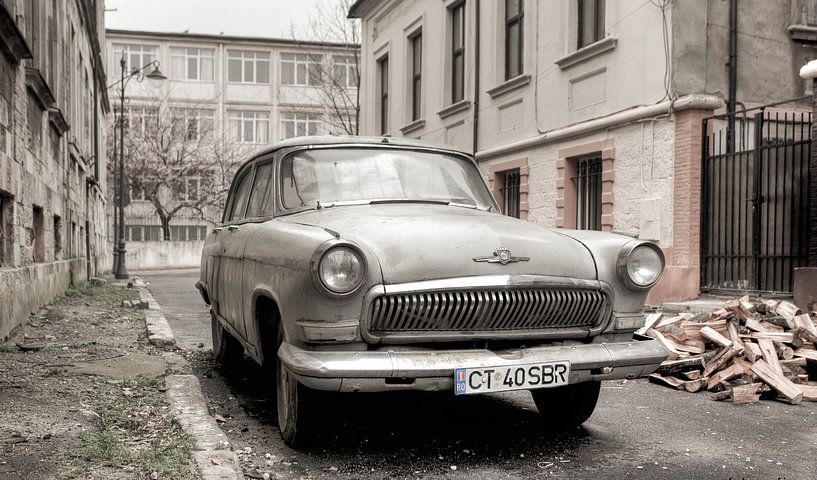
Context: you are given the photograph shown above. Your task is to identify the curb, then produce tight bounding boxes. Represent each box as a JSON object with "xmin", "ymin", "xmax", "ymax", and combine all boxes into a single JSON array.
[
  {"xmin": 135, "ymin": 283, "xmax": 176, "ymax": 347},
  {"xmin": 166, "ymin": 375, "xmax": 242, "ymax": 480},
  {"xmin": 129, "ymin": 278, "xmax": 244, "ymax": 480}
]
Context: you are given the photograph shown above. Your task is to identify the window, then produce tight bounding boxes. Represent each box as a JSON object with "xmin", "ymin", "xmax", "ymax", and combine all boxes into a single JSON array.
[
  {"xmin": 116, "ymin": 106, "xmax": 159, "ymax": 135},
  {"xmin": 227, "ymin": 110, "xmax": 269, "ymax": 144},
  {"xmin": 410, "ymin": 32, "xmax": 422, "ymax": 121},
  {"xmin": 0, "ymin": 191, "xmax": 12, "ymax": 267},
  {"xmin": 377, "ymin": 55, "xmax": 389, "ymax": 135},
  {"xmin": 49, "ymin": 124, "xmax": 60, "ymax": 162},
  {"xmin": 281, "ymin": 53, "xmax": 322, "ymax": 86},
  {"xmin": 499, "ymin": 169, "xmax": 521, "ymax": 218},
  {"xmin": 112, "ymin": 44, "xmax": 158, "ymax": 74},
  {"xmin": 126, "ymin": 225, "xmax": 162, "ymax": 241},
  {"xmin": 27, "ymin": 94, "xmax": 42, "ymax": 153},
  {"xmin": 451, "ymin": 1, "xmax": 466, "ymax": 103},
  {"xmin": 280, "ymin": 112, "xmax": 322, "ymax": 139},
  {"xmin": 170, "ymin": 47, "xmax": 214, "ymax": 81},
  {"xmin": 575, "ymin": 155, "xmax": 602, "ymax": 230},
  {"xmin": 578, "ymin": 0, "xmax": 605, "ymax": 49},
  {"xmin": 227, "ymin": 171, "xmax": 254, "ymax": 221},
  {"xmin": 32, "ymin": 205, "xmax": 44, "ymax": 263},
  {"xmin": 245, "ymin": 162, "xmax": 274, "ymax": 218},
  {"xmin": 130, "ymin": 179, "xmax": 147, "ymax": 201},
  {"xmin": 505, "ymin": 0, "xmax": 523, "ymax": 79},
  {"xmin": 332, "ymin": 55, "xmax": 357, "ymax": 88},
  {"xmin": 171, "ymin": 108, "xmax": 214, "ymax": 141},
  {"xmin": 176, "ymin": 177, "xmax": 200, "ymax": 202},
  {"xmin": 228, "ymin": 50, "xmax": 270, "ymax": 83},
  {"xmin": 53, "ymin": 215, "xmax": 62, "ymax": 260},
  {"xmin": 169, "ymin": 225, "xmax": 207, "ymax": 241}
]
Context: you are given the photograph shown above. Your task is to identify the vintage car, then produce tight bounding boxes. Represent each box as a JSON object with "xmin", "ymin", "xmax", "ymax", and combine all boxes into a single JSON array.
[{"xmin": 197, "ymin": 136, "xmax": 669, "ymax": 447}]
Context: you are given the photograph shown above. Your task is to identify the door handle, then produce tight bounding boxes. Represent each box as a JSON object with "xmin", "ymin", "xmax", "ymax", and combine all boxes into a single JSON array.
[
  {"xmin": 227, "ymin": 225, "xmax": 239, "ymax": 232},
  {"xmin": 212, "ymin": 227, "xmax": 223, "ymax": 234}
]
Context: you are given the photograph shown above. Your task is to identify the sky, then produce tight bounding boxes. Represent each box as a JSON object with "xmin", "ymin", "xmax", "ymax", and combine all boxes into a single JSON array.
[{"xmin": 104, "ymin": 0, "xmax": 324, "ymax": 40}]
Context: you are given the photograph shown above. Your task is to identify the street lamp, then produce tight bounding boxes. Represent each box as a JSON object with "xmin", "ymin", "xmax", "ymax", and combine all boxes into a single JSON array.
[{"xmin": 109, "ymin": 54, "xmax": 166, "ymax": 279}]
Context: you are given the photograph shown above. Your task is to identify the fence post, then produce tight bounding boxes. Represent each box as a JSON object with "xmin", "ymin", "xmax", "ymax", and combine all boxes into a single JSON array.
[{"xmin": 795, "ymin": 63, "xmax": 817, "ymax": 309}]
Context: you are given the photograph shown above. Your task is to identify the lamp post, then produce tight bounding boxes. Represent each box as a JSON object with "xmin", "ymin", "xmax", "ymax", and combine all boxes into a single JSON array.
[{"xmin": 109, "ymin": 54, "xmax": 166, "ymax": 279}]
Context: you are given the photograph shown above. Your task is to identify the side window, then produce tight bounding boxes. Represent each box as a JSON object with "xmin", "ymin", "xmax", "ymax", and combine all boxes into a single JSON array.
[
  {"xmin": 228, "ymin": 171, "xmax": 254, "ymax": 221},
  {"xmin": 245, "ymin": 162, "xmax": 274, "ymax": 218}
]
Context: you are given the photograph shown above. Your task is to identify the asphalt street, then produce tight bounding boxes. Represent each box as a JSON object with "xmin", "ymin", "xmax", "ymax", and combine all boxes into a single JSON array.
[{"xmin": 140, "ymin": 268, "xmax": 817, "ymax": 480}]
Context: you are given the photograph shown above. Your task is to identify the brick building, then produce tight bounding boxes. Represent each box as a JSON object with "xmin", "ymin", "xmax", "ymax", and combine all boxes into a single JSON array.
[
  {"xmin": 0, "ymin": 0, "xmax": 110, "ymax": 339},
  {"xmin": 349, "ymin": 0, "xmax": 817, "ymax": 304}
]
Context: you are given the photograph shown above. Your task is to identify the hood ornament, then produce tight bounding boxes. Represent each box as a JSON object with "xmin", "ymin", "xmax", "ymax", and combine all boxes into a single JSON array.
[{"xmin": 473, "ymin": 247, "xmax": 530, "ymax": 265}]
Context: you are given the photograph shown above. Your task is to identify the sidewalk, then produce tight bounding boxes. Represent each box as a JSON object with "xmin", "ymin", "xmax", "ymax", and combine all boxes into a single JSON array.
[{"xmin": 0, "ymin": 280, "xmax": 196, "ymax": 479}]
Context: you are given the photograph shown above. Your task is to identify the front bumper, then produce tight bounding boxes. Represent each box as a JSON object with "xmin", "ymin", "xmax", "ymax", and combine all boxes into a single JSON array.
[{"xmin": 278, "ymin": 335, "xmax": 669, "ymax": 393}]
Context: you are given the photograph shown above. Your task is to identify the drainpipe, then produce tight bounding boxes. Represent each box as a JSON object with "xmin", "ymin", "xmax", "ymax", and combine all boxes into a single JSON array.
[
  {"xmin": 726, "ymin": 0, "xmax": 737, "ymax": 154},
  {"xmin": 471, "ymin": 0, "xmax": 480, "ymax": 155}
]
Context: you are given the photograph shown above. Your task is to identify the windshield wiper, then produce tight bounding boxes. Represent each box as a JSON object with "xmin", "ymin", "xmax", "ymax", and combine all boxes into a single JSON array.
[{"xmin": 368, "ymin": 199, "xmax": 483, "ymax": 210}]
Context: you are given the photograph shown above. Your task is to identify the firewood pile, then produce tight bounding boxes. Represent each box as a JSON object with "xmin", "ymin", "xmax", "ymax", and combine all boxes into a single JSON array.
[{"xmin": 644, "ymin": 297, "xmax": 817, "ymax": 405}]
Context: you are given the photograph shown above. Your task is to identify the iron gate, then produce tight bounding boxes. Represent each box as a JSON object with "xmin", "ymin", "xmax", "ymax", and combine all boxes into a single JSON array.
[{"xmin": 701, "ymin": 99, "xmax": 812, "ymax": 294}]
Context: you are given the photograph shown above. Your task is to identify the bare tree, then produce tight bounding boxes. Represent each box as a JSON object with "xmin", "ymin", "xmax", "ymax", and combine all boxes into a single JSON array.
[
  {"xmin": 109, "ymin": 100, "xmax": 245, "ymax": 240},
  {"xmin": 290, "ymin": 0, "xmax": 361, "ymax": 136}
]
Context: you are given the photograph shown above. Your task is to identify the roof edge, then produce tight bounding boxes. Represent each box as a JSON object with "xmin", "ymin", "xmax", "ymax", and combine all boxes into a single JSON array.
[{"xmin": 105, "ymin": 28, "xmax": 359, "ymax": 50}]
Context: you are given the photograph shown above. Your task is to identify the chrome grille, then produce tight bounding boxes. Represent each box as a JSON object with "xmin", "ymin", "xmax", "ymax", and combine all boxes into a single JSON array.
[{"xmin": 368, "ymin": 288, "xmax": 609, "ymax": 333}]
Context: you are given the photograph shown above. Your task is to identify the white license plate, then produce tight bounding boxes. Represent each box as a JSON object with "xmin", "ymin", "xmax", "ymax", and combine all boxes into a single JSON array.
[{"xmin": 454, "ymin": 361, "xmax": 570, "ymax": 395}]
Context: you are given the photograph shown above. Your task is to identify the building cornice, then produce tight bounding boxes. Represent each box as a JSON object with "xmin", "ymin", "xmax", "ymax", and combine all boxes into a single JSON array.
[
  {"xmin": 0, "ymin": 1, "xmax": 32, "ymax": 64},
  {"xmin": 106, "ymin": 29, "xmax": 359, "ymax": 51},
  {"xmin": 25, "ymin": 68, "xmax": 56, "ymax": 109}
]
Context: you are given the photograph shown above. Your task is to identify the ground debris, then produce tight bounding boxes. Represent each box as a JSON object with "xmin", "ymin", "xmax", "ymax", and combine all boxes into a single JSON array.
[{"xmin": 647, "ymin": 296, "xmax": 817, "ymax": 405}]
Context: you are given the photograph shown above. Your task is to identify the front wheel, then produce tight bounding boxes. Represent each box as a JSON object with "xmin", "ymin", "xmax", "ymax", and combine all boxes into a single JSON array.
[
  {"xmin": 211, "ymin": 310, "xmax": 243, "ymax": 367},
  {"xmin": 275, "ymin": 323, "xmax": 316, "ymax": 448},
  {"xmin": 530, "ymin": 381, "xmax": 601, "ymax": 429}
]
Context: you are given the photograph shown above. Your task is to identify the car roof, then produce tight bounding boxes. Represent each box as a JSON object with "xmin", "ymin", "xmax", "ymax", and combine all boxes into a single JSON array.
[{"xmin": 246, "ymin": 135, "xmax": 470, "ymax": 162}]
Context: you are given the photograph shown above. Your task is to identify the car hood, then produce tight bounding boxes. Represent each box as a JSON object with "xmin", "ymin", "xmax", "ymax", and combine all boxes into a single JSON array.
[{"xmin": 283, "ymin": 204, "xmax": 597, "ymax": 284}]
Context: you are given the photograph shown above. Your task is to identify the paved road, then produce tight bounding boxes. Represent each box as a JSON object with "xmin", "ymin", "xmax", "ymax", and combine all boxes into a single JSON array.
[{"xmin": 142, "ymin": 268, "xmax": 817, "ymax": 480}]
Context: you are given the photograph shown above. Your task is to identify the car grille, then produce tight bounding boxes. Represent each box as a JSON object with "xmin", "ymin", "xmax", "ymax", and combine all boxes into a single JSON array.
[{"xmin": 368, "ymin": 287, "xmax": 609, "ymax": 333}]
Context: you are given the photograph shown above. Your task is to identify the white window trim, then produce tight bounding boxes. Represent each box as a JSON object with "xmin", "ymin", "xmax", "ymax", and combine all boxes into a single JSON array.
[
  {"xmin": 170, "ymin": 47, "xmax": 215, "ymax": 82},
  {"xmin": 227, "ymin": 49, "xmax": 271, "ymax": 84}
]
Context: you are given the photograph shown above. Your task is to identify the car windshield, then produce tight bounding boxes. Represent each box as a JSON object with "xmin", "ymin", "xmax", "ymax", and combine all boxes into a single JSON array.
[{"xmin": 280, "ymin": 148, "xmax": 496, "ymax": 210}]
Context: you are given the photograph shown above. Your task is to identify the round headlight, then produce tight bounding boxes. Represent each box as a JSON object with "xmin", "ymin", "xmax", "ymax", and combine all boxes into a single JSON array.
[
  {"xmin": 318, "ymin": 246, "xmax": 365, "ymax": 294},
  {"xmin": 617, "ymin": 242, "xmax": 664, "ymax": 290}
]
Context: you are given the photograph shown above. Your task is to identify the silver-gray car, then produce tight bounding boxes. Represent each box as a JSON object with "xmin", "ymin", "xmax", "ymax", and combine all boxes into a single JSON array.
[{"xmin": 197, "ymin": 136, "xmax": 669, "ymax": 447}]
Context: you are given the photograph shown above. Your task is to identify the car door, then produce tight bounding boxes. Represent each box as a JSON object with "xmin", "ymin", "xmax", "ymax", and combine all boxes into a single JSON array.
[
  {"xmin": 215, "ymin": 165, "xmax": 256, "ymax": 340},
  {"xmin": 239, "ymin": 158, "xmax": 276, "ymax": 344}
]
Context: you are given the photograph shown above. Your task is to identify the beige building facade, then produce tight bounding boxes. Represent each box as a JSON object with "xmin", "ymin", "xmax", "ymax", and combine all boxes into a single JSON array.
[
  {"xmin": 350, "ymin": 0, "xmax": 817, "ymax": 303},
  {"xmin": 0, "ymin": 0, "xmax": 110, "ymax": 338},
  {"xmin": 105, "ymin": 29, "xmax": 359, "ymax": 270}
]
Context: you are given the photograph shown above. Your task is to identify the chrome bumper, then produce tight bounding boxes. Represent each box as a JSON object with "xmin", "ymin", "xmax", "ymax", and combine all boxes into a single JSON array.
[{"xmin": 278, "ymin": 336, "xmax": 669, "ymax": 393}]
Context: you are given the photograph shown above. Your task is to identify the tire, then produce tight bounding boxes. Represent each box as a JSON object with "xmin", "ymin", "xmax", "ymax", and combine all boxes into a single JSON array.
[
  {"xmin": 530, "ymin": 381, "xmax": 601, "ymax": 429},
  {"xmin": 211, "ymin": 310, "xmax": 243, "ymax": 367},
  {"xmin": 275, "ymin": 322, "xmax": 316, "ymax": 448}
]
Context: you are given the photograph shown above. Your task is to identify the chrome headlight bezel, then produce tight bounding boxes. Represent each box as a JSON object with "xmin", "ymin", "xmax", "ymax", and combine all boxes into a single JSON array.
[
  {"xmin": 616, "ymin": 241, "xmax": 665, "ymax": 291},
  {"xmin": 309, "ymin": 240, "xmax": 367, "ymax": 298}
]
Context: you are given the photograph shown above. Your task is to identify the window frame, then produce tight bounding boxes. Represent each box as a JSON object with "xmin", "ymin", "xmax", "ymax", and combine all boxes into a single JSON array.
[
  {"xmin": 170, "ymin": 47, "xmax": 215, "ymax": 82},
  {"xmin": 112, "ymin": 43, "xmax": 158, "ymax": 74},
  {"xmin": 577, "ymin": 0, "xmax": 605, "ymax": 49},
  {"xmin": 410, "ymin": 31, "xmax": 423, "ymax": 122},
  {"xmin": 450, "ymin": 0, "xmax": 466, "ymax": 104},
  {"xmin": 498, "ymin": 169, "xmax": 521, "ymax": 218},
  {"xmin": 280, "ymin": 112, "xmax": 323, "ymax": 139},
  {"xmin": 504, "ymin": 0, "xmax": 524, "ymax": 80},
  {"xmin": 280, "ymin": 52, "xmax": 323, "ymax": 86},
  {"xmin": 227, "ymin": 49, "xmax": 271, "ymax": 84},
  {"xmin": 574, "ymin": 155, "xmax": 602, "ymax": 230},
  {"xmin": 226, "ymin": 110, "xmax": 270, "ymax": 144},
  {"xmin": 332, "ymin": 55, "xmax": 357, "ymax": 89},
  {"xmin": 223, "ymin": 166, "xmax": 256, "ymax": 223},
  {"xmin": 377, "ymin": 54, "xmax": 389, "ymax": 135}
]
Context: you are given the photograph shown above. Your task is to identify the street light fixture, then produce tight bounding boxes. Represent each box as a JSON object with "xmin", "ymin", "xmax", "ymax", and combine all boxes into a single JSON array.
[{"xmin": 109, "ymin": 54, "xmax": 166, "ymax": 279}]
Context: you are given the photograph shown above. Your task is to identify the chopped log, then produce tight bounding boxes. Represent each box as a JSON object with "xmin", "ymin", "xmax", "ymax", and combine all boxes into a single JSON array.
[
  {"xmin": 731, "ymin": 357, "xmax": 754, "ymax": 372},
  {"xmin": 731, "ymin": 383, "xmax": 763, "ymax": 405},
  {"xmin": 725, "ymin": 299, "xmax": 752, "ymax": 321},
  {"xmin": 657, "ymin": 356, "xmax": 705, "ymax": 375},
  {"xmin": 757, "ymin": 338, "xmax": 784, "ymax": 375},
  {"xmin": 710, "ymin": 390, "xmax": 732, "ymax": 401},
  {"xmin": 646, "ymin": 329, "xmax": 681, "ymax": 360},
  {"xmin": 763, "ymin": 299, "xmax": 780, "ymax": 313},
  {"xmin": 703, "ymin": 346, "xmax": 739, "ymax": 377},
  {"xmin": 793, "ymin": 348, "xmax": 817, "ymax": 362},
  {"xmin": 750, "ymin": 332, "xmax": 795, "ymax": 344},
  {"xmin": 680, "ymin": 370, "xmax": 702, "ymax": 380},
  {"xmin": 745, "ymin": 318, "xmax": 782, "ymax": 333},
  {"xmin": 727, "ymin": 319, "xmax": 742, "ymax": 344},
  {"xmin": 636, "ymin": 312, "xmax": 663, "ymax": 335},
  {"xmin": 780, "ymin": 357, "xmax": 807, "ymax": 368},
  {"xmin": 649, "ymin": 373, "xmax": 685, "ymax": 389},
  {"xmin": 750, "ymin": 359, "xmax": 804, "ymax": 404},
  {"xmin": 662, "ymin": 323, "xmax": 689, "ymax": 342},
  {"xmin": 681, "ymin": 319, "xmax": 729, "ymax": 338},
  {"xmin": 773, "ymin": 341, "xmax": 794, "ymax": 360},
  {"xmin": 683, "ymin": 378, "xmax": 708, "ymax": 393},
  {"xmin": 675, "ymin": 340, "xmax": 706, "ymax": 355},
  {"xmin": 707, "ymin": 363, "xmax": 750, "ymax": 390},
  {"xmin": 802, "ymin": 385, "xmax": 817, "ymax": 402},
  {"xmin": 794, "ymin": 326, "xmax": 817, "ymax": 345},
  {"xmin": 700, "ymin": 326, "xmax": 733, "ymax": 349},
  {"xmin": 739, "ymin": 295, "xmax": 756, "ymax": 313},
  {"xmin": 793, "ymin": 314, "xmax": 817, "ymax": 337},
  {"xmin": 776, "ymin": 301, "xmax": 800, "ymax": 324},
  {"xmin": 763, "ymin": 316, "xmax": 790, "ymax": 329},
  {"xmin": 655, "ymin": 315, "xmax": 686, "ymax": 330},
  {"xmin": 744, "ymin": 341, "xmax": 763, "ymax": 362}
]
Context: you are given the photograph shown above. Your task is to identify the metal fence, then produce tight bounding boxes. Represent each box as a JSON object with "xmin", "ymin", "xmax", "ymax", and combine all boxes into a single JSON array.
[{"xmin": 701, "ymin": 99, "xmax": 811, "ymax": 294}]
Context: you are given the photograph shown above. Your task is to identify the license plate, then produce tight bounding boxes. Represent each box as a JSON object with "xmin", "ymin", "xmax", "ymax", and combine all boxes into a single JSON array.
[{"xmin": 454, "ymin": 361, "xmax": 570, "ymax": 395}]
